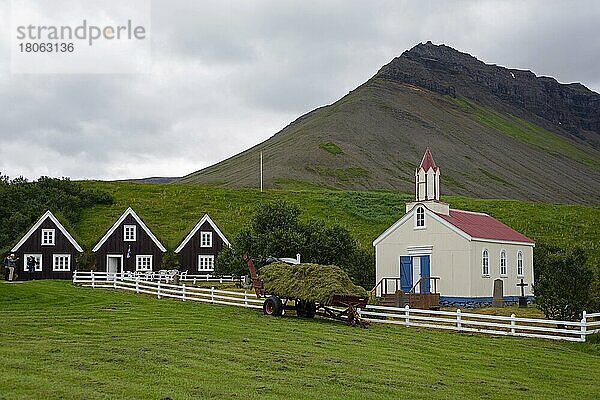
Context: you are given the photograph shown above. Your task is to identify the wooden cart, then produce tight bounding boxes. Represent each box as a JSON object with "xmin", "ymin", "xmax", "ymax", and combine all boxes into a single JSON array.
[{"xmin": 244, "ymin": 255, "xmax": 369, "ymax": 327}]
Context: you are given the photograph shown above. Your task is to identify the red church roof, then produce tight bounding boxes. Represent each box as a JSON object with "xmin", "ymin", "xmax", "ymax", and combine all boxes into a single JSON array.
[
  {"xmin": 419, "ymin": 147, "xmax": 438, "ymax": 171},
  {"xmin": 435, "ymin": 209, "xmax": 534, "ymax": 244}
]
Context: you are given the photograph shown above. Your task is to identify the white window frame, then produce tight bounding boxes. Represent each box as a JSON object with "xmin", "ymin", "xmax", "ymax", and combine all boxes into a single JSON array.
[
  {"xmin": 124, "ymin": 225, "xmax": 137, "ymax": 241},
  {"xmin": 415, "ymin": 206, "xmax": 425, "ymax": 229},
  {"xmin": 198, "ymin": 255, "xmax": 214, "ymax": 272},
  {"xmin": 500, "ymin": 249, "xmax": 507, "ymax": 277},
  {"xmin": 200, "ymin": 231, "xmax": 213, "ymax": 247},
  {"xmin": 135, "ymin": 255, "xmax": 153, "ymax": 271},
  {"xmin": 53, "ymin": 254, "xmax": 71, "ymax": 271},
  {"xmin": 41, "ymin": 229, "xmax": 55, "ymax": 246},
  {"xmin": 24, "ymin": 254, "xmax": 43, "ymax": 272},
  {"xmin": 517, "ymin": 251, "xmax": 524, "ymax": 277},
  {"xmin": 482, "ymin": 249, "xmax": 490, "ymax": 277}
]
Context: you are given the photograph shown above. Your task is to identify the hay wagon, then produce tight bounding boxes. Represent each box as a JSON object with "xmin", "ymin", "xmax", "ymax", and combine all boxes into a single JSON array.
[{"xmin": 243, "ymin": 255, "xmax": 368, "ymax": 326}]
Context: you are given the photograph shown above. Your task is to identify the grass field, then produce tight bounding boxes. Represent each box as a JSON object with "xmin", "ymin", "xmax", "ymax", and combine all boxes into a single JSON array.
[
  {"xmin": 74, "ymin": 181, "xmax": 600, "ymax": 273},
  {"xmin": 1, "ymin": 281, "xmax": 599, "ymax": 400}
]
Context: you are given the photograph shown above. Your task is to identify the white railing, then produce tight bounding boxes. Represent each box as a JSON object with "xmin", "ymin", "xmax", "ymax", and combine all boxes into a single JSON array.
[
  {"xmin": 180, "ymin": 274, "xmax": 239, "ymax": 284},
  {"xmin": 359, "ymin": 305, "xmax": 599, "ymax": 342},
  {"xmin": 72, "ymin": 271, "xmax": 260, "ymax": 309},
  {"xmin": 73, "ymin": 271, "xmax": 599, "ymax": 342}
]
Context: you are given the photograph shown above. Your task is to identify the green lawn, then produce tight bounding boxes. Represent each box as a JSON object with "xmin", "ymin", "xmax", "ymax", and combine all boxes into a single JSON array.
[
  {"xmin": 75, "ymin": 182, "xmax": 600, "ymax": 273},
  {"xmin": 1, "ymin": 281, "xmax": 598, "ymax": 399}
]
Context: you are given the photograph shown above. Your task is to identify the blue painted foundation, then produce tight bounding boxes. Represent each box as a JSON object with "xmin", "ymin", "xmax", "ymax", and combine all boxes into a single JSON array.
[{"xmin": 440, "ymin": 295, "xmax": 535, "ymax": 308}]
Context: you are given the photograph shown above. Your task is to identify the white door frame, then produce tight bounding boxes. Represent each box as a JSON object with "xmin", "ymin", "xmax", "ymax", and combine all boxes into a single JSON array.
[{"xmin": 106, "ymin": 254, "xmax": 123, "ymax": 277}]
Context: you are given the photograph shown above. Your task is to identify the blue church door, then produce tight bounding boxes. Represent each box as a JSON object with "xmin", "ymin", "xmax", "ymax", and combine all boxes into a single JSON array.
[
  {"xmin": 400, "ymin": 255, "xmax": 431, "ymax": 293},
  {"xmin": 419, "ymin": 255, "xmax": 431, "ymax": 294},
  {"xmin": 399, "ymin": 256, "xmax": 412, "ymax": 292}
]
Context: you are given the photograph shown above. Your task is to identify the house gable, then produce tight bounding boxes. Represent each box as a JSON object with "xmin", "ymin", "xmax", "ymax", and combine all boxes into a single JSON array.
[
  {"xmin": 175, "ymin": 214, "xmax": 230, "ymax": 272},
  {"xmin": 11, "ymin": 210, "xmax": 83, "ymax": 253},
  {"xmin": 174, "ymin": 214, "xmax": 230, "ymax": 253},
  {"xmin": 373, "ymin": 203, "xmax": 470, "ymax": 246},
  {"xmin": 92, "ymin": 207, "xmax": 166, "ymax": 253}
]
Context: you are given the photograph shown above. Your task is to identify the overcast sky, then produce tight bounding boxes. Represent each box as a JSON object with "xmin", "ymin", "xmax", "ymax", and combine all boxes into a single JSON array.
[{"xmin": 1, "ymin": 0, "xmax": 599, "ymax": 181}]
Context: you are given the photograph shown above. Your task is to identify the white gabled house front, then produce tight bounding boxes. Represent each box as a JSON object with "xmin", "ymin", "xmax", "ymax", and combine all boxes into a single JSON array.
[{"xmin": 373, "ymin": 148, "xmax": 535, "ymax": 306}]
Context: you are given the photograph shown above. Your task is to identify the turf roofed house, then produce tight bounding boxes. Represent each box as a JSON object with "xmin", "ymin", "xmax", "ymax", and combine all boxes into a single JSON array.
[
  {"xmin": 10, "ymin": 210, "xmax": 83, "ymax": 280},
  {"xmin": 175, "ymin": 214, "xmax": 230, "ymax": 273},
  {"xmin": 373, "ymin": 148, "xmax": 535, "ymax": 306},
  {"xmin": 92, "ymin": 208, "xmax": 166, "ymax": 274}
]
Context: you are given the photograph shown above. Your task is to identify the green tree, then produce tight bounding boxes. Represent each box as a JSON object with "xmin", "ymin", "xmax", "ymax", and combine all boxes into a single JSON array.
[
  {"xmin": 534, "ymin": 244, "xmax": 592, "ymax": 321},
  {"xmin": 214, "ymin": 200, "xmax": 374, "ymax": 288}
]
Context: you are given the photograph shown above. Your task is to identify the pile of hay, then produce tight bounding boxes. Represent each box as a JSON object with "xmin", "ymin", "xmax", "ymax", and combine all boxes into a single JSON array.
[{"xmin": 260, "ymin": 262, "xmax": 367, "ymax": 304}]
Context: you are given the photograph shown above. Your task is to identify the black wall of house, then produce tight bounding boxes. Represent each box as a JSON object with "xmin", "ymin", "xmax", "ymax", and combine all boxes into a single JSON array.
[
  {"xmin": 12, "ymin": 218, "xmax": 80, "ymax": 280},
  {"xmin": 94, "ymin": 214, "xmax": 164, "ymax": 272},
  {"xmin": 177, "ymin": 220, "xmax": 226, "ymax": 272}
]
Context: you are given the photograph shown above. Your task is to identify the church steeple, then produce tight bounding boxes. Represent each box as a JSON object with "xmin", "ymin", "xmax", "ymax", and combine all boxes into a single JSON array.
[{"xmin": 415, "ymin": 146, "xmax": 440, "ymax": 202}]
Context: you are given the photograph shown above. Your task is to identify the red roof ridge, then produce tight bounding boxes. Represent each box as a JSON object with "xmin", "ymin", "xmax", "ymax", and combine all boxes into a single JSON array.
[{"xmin": 448, "ymin": 208, "xmax": 489, "ymax": 216}]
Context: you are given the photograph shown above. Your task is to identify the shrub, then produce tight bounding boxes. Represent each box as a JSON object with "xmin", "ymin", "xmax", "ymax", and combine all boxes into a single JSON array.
[{"xmin": 534, "ymin": 244, "xmax": 592, "ymax": 321}]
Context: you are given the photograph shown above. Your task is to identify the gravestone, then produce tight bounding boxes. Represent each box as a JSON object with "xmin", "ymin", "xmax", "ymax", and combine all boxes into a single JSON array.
[
  {"xmin": 492, "ymin": 279, "xmax": 504, "ymax": 307},
  {"xmin": 517, "ymin": 278, "xmax": 529, "ymax": 308}
]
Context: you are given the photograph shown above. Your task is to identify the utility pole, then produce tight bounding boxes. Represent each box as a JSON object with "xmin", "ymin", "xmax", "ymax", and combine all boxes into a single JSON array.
[{"xmin": 260, "ymin": 151, "xmax": 263, "ymax": 192}]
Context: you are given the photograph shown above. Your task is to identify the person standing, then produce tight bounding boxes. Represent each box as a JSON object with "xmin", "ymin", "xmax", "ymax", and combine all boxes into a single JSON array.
[
  {"xmin": 27, "ymin": 256, "xmax": 37, "ymax": 281},
  {"xmin": 6, "ymin": 253, "xmax": 18, "ymax": 281}
]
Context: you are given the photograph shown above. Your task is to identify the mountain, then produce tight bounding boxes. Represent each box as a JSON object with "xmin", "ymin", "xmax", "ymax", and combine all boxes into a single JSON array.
[{"xmin": 178, "ymin": 42, "xmax": 600, "ymax": 203}]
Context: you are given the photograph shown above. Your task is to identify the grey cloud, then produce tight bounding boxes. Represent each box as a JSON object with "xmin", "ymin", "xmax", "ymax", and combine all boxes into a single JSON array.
[{"xmin": 1, "ymin": 0, "xmax": 598, "ymax": 180}]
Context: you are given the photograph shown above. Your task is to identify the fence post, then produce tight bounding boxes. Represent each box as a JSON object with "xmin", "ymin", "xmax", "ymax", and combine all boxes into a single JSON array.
[
  {"xmin": 456, "ymin": 309, "xmax": 462, "ymax": 329},
  {"xmin": 581, "ymin": 311, "xmax": 587, "ymax": 342},
  {"xmin": 211, "ymin": 286, "xmax": 215, "ymax": 303},
  {"xmin": 244, "ymin": 290, "xmax": 248, "ymax": 307},
  {"xmin": 182, "ymin": 284, "xmax": 186, "ymax": 302},
  {"xmin": 113, "ymin": 274, "xmax": 117, "ymax": 289},
  {"xmin": 91, "ymin": 270, "xmax": 95, "ymax": 288},
  {"xmin": 193, "ymin": 277, "xmax": 197, "ymax": 284},
  {"xmin": 510, "ymin": 314, "xmax": 516, "ymax": 335},
  {"xmin": 73, "ymin": 270, "xmax": 77, "ymax": 283},
  {"xmin": 404, "ymin": 305, "xmax": 410, "ymax": 327},
  {"xmin": 206, "ymin": 275, "xmax": 209, "ymax": 282},
  {"xmin": 136, "ymin": 276, "xmax": 140, "ymax": 294},
  {"xmin": 220, "ymin": 276, "xmax": 223, "ymax": 284},
  {"xmin": 157, "ymin": 281, "xmax": 161, "ymax": 299}
]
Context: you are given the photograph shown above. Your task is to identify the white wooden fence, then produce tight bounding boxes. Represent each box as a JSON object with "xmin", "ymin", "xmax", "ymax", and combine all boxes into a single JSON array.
[
  {"xmin": 72, "ymin": 271, "xmax": 261, "ymax": 309},
  {"xmin": 72, "ymin": 271, "xmax": 600, "ymax": 342},
  {"xmin": 360, "ymin": 305, "xmax": 600, "ymax": 342}
]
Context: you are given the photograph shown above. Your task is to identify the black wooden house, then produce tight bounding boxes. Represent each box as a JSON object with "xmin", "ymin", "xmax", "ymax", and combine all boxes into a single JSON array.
[
  {"xmin": 92, "ymin": 208, "xmax": 166, "ymax": 274},
  {"xmin": 175, "ymin": 214, "xmax": 230, "ymax": 273},
  {"xmin": 10, "ymin": 210, "xmax": 83, "ymax": 280}
]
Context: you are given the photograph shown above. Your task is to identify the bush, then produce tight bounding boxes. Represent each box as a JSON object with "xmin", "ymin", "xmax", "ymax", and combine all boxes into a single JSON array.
[
  {"xmin": 534, "ymin": 244, "xmax": 592, "ymax": 321},
  {"xmin": 0, "ymin": 174, "xmax": 114, "ymax": 252},
  {"xmin": 214, "ymin": 200, "xmax": 374, "ymax": 288}
]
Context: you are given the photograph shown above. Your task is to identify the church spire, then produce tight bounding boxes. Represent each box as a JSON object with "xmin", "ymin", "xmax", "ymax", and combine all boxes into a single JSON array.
[{"xmin": 415, "ymin": 147, "xmax": 440, "ymax": 202}]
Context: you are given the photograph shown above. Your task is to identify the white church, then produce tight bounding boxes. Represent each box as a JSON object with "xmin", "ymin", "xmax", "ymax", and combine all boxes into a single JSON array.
[{"xmin": 373, "ymin": 148, "xmax": 535, "ymax": 305}]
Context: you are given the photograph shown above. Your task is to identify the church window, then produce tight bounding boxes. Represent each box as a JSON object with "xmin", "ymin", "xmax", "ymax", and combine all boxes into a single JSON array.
[
  {"xmin": 500, "ymin": 250, "xmax": 507, "ymax": 276},
  {"xmin": 482, "ymin": 249, "xmax": 489, "ymax": 276},
  {"xmin": 517, "ymin": 251, "xmax": 524, "ymax": 276},
  {"xmin": 416, "ymin": 206, "xmax": 425, "ymax": 228}
]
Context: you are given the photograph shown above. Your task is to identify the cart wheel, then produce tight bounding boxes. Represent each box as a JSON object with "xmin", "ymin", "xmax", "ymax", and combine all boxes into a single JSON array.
[
  {"xmin": 296, "ymin": 299, "xmax": 316, "ymax": 318},
  {"xmin": 263, "ymin": 296, "xmax": 283, "ymax": 316},
  {"xmin": 296, "ymin": 300, "xmax": 306, "ymax": 317},
  {"xmin": 304, "ymin": 301, "xmax": 316, "ymax": 318}
]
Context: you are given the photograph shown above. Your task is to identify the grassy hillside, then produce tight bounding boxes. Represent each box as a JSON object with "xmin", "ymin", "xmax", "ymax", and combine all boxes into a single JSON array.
[
  {"xmin": 76, "ymin": 181, "xmax": 600, "ymax": 275},
  {"xmin": 1, "ymin": 281, "xmax": 598, "ymax": 399},
  {"xmin": 177, "ymin": 78, "xmax": 600, "ymax": 204}
]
